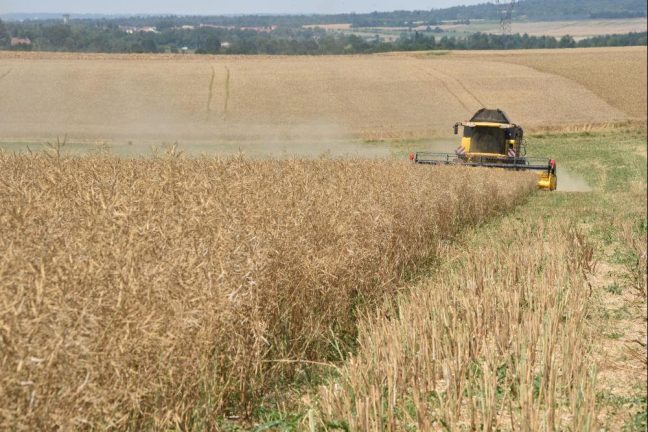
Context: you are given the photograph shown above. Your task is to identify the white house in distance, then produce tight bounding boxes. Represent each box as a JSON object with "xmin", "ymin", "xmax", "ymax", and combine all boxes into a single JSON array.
[
  {"xmin": 10, "ymin": 37, "xmax": 32, "ymax": 47},
  {"xmin": 119, "ymin": 26, "xmax": 159, "ymax": 34}
]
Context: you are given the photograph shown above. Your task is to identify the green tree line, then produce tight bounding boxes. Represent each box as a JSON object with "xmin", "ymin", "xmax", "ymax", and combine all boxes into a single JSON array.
[
  {"xmin": 1, "ymin": 0, "xmax": 646, "ymax": 29},
  {"xmin": 1, "ymin": 17, "xmax": 646, "ymax": 55}
]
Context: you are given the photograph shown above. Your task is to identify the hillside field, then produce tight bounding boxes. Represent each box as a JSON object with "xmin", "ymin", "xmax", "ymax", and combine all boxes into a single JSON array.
[
  {"xmin": 320, "ymin": 18, "xmax": 648, "ymax": 42},
  {"xmin": 438, "ymin": 18, "xmax": 647, "ymax": 39},
  {"xmin": 0, "ymin": 47, "xmax": 644, "ymax": 146}
]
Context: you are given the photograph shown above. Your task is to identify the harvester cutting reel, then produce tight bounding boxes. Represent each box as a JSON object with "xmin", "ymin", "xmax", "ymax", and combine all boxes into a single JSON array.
[{"xmin": 411, "ymin": 151, "xmax": 557, "ymax": 191}]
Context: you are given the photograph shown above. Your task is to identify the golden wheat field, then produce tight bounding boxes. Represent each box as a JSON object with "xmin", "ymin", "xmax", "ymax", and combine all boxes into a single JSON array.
[
  {"xmin": 0, "ymin": 150, "xmax": 536, "ymax": 429},
  {"xmin": 449, "ymin": 47, "xmax": 648, "ymax": 120},
  {"xmin": 0, "ymin": 47, "xmax": 644, "ymax": 144}
]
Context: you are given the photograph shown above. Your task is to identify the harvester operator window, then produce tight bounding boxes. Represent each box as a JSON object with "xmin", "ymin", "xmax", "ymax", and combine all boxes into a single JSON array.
[
  {"xmin": 463, "ymin": 127, "xmax": 473, "ymax": 138},
  {"xmin": 470, "ymin": 127, "xmax": 506, "ymax": 154}
]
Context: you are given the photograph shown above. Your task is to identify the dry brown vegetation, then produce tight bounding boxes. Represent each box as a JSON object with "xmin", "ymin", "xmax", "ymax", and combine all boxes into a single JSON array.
[
  {"xmin": 0, "ymin": 149, "xmax": 536, "ymax": 429},
  {"xmin": 314, "ymin": 215, "xmax": 600, "ymax": 431},
  {"xmin": 0, "ymin": 47, "xmax": 643, "ymax": 144}
]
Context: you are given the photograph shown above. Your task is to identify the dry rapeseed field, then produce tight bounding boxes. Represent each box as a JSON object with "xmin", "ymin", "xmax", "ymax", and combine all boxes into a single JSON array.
[
  {"xmin": 0, "ymin": 150, "xmax": 536, "ymax": 429},
  {"xmin": 0, "ymin": 47, "xmax": 643, "ymax": 144}
]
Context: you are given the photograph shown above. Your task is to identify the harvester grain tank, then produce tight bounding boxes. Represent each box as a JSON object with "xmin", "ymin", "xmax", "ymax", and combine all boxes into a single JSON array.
[{"xmin": 412, "ymin": 109, "xmax": 557, "ymax": 191}]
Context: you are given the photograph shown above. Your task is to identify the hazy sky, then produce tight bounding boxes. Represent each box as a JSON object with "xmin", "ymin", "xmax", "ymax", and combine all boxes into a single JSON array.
[{"xmin": 1, "ymin": 1, "xmax": 486, "ymax": 15}]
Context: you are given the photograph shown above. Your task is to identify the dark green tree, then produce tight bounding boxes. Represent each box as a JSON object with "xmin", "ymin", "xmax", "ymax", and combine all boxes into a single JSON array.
[
  {"xmin": 0, "ymin": 19, "xmax": 9, "ymax": 48},
  {"xmin": 43, "ymin": 25, "xmax": 73, "ymax": 46},
  {"xmin": 141, "ymin": 36, "xmax": 158, "ymax": 53},
  {"xmin": 156, "ymin": 18, "xmax": 177, "ymax": 31},
  {"xmin": 559, "ymin": 35, "xmax": 577, "ymax": 48},
  {"xmin": 203, "ymin": 34, "xmax": 221, "ymax": 54}
]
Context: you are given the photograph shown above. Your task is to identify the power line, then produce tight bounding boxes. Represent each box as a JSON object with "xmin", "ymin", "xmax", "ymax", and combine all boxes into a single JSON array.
[{"xmin": 495, "ymin": 0, "xmax": 517, "ymax": 35}]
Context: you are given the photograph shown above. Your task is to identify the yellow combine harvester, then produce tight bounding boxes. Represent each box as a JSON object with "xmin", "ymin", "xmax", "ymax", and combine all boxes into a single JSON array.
[{"xmin": 412, "ymin": 109, "xmax": 557, "ymax": 191}]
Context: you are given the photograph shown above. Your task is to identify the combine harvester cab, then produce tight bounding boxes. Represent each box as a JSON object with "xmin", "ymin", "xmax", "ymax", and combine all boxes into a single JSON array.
[{"xmin": 413, "ymin": 109, "xmax": 557, "ymax": 191}]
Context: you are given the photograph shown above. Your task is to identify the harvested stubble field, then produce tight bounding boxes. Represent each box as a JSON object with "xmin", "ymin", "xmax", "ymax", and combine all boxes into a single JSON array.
[
  {"xmin": 504, "ymin": 18, "xmax": 647, "ymax": 40},
  {"xmin": 317, "ymin": 217, "xmax": 600, "ymax": 431},
  {"xmin": 447, "ymin": 47, "xmax": 648, "ymax": 121},
  {"xmin": 437, "ymin": 18, "xmax": 647, "ymax": 40},
  {"xmin": 305, "ymin": 127, "xmax": 647, "ymax": 432},
  {"xmin": 0, "ymin": 151, "xmax": 536, "ymax": 429},
  {"xmin": 0, "ymin": 47, "xmax": 644, "ymax": 145},
  {"xmin": 340, "ymin": 18, "xmax": 647, "ymax": 44}
]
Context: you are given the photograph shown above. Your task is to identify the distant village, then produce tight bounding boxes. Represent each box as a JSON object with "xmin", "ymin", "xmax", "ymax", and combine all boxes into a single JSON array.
[
  {"xmin": 5, "ymin": 14, "xmax": 279, "ymax": 51},
  {"xmin": 118, "ymin": 24, "xmax": 278, "ymax": 34}
]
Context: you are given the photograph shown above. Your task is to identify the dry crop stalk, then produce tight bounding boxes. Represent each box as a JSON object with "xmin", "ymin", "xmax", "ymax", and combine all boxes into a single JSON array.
[
  {"xmin": 316, "ymin": 221, "xmax": 599, "ymax": 431},
  {"xmin": 0, "ymin": 152, "xmax": 535, "ymax": 429}
]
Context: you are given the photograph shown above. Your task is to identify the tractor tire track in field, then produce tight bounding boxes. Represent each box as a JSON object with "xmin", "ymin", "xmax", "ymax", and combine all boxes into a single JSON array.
[
  {"xmin": 414, "ymin": 62, "xmax": 485, "ymax": 113},
  {"xmin": 206, "ymin": 65, "xmax": 231, "ymax": 120},
  {"xmin": 206, "ymin": 65, "xmax": 216, "ymax": 120},
  {"xmin": 223, "ymin": 66, "xmax": 230, "ymax": 119},
  {"xmin": 0, "ymin": 68, "xmax": 12, "ymax": 82},
  {"xmin": 447, "ymin": 71, "xmax": 486, "ymax": 108}
]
